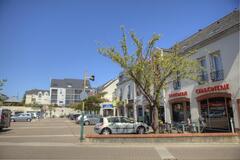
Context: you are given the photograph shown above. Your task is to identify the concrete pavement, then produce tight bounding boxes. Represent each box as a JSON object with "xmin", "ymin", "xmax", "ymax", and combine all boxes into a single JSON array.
[{"xmin": 0, "ymin": 118, "xmax": 239, "ymax": 160}]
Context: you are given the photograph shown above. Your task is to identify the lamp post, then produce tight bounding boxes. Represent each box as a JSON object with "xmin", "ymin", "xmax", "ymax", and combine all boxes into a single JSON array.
[{"xmin": 80, "ymin": 73, "xmax": 94, "ymax": 142}]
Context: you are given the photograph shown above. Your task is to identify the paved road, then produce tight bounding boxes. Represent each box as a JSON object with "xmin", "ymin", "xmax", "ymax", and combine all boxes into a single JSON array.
[{"xmin": 0, "ymin": 118, "xmax": 239, "ymax": 160}]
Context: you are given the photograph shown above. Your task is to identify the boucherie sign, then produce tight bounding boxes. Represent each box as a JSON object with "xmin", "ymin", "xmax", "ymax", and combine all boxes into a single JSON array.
[
  {"xmin": 196, "ymin": 83, "xmax": 229, "ymax": 94},
  {"xmin": 169, "ymin": 91, "xmax": 187, "ymax": 98}
]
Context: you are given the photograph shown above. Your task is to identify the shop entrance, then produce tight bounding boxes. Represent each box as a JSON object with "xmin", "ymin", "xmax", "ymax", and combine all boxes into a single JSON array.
[
  {"xmin": 171, "ymin": 101, "xmax": 190, "ymax": 123},
  {"xmin": 199, "ymin": 96, "xmax": 233, "ymax": 131},
  {"xmin": 103, "ymin": 109, "xmax": 114, "ymax": 117}
]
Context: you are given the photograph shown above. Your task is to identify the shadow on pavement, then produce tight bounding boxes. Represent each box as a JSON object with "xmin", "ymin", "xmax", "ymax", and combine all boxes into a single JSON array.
[{"xmin": 0, "ymin": 129, "xmax": 12, "ymax": 133}]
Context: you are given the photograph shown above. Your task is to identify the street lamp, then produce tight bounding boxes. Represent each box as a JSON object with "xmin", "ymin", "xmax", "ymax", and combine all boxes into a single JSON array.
[{"xmin": 80, "ymin": 72, "xmax": 94, "ymax": 142}]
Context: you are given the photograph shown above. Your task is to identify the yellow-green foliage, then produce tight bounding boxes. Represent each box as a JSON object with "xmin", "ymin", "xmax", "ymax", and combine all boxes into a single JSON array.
[{"xmin": 98, "ymin": 28, "xmax": 200, "ymax": 108}]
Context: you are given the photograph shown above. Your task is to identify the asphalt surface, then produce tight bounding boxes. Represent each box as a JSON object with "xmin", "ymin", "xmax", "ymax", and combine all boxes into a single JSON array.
[{"xmin": 0, "ymin": 118, "xmax": 240, "ymax": 160}]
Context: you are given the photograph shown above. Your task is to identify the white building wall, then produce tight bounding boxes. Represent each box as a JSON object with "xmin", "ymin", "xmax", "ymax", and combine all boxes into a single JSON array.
[
  {"xmin": 166, "ymin": 31, "xmax": 240, "ymax": 129},
  {"xmin": 50, "ymin": 88, "xmax": 66, "ymax": 107},
  {"xmin": 25, "ymin": 91, "xmax": 50, "ymax": 105},
  {"xmin": 102, "ymin": 79, "xmax": 119, "ymax": 102}
]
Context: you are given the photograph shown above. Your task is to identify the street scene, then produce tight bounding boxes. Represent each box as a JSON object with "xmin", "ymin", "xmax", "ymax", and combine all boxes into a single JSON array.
[{"xmin": 0, "ymin": 0, "xmax": 240, "ymax": 160}]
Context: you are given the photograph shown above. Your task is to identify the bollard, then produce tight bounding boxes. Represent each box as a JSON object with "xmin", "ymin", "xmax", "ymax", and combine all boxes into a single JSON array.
[{"xmin": 230, "ymin": 118, "xmax": 235, "ymax": 133}]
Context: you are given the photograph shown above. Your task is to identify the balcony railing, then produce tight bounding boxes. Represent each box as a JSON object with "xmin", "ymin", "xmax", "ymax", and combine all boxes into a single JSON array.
[
  {"xmin": 173, "ymin": 80, "xmax": 181, "ymax": 90},
  {"xmin": 198, "ymin": 72, "xmax": 209, "ymax": 84},
  {"xmin": 210, "ymin": 70, "xmax": 224, "ymax": 82}
]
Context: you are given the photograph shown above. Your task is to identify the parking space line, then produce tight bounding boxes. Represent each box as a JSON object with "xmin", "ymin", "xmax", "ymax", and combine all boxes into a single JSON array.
[
  {"xmin": 0, "ymin": 134, "xmax": 78, "ymax": 138},
  {"xmin": 154, "ymin": 146, "xmax": 177, "ymax": 160},
  {"xmin": 12, "ymin": 126, "xmax": 79, "ymax": 129}
]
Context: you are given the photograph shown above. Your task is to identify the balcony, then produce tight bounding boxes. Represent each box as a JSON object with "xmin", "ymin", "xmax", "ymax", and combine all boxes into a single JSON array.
[
  {"xmin": 173, "ymin": 80, "xmax": 181, "ymax": 90},
  {"xmin": 198, "ymin": 72, "xmax": 209, "ymax": 84},
  {"xmin": 210, "ymin": 70, "xmax": 224, "ymax": 82}
]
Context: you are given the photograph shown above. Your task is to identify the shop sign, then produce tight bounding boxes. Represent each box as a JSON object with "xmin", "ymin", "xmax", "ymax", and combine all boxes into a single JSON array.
[
  {"xmin": 169, "ymin": 91, "xmax": 187, "ymax": 98},
  {"xmin": 102, "ymin": 104, "xmax": 113, "ymax": 109},
  {"xmin": 196, "ymin": 83, "xmax": 229, "ymax": 94}
]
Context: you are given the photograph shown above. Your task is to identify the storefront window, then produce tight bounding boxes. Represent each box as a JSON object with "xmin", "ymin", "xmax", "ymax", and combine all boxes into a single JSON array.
[
  {"xmin": 200, "ymin": 97, "xmax": 232, "ymax": 131},
  {"xmin": 172, "ymin": 102, "xmax": 190, "ymax": 123},
  {"xmin": 172, "ymin": 103, "xmax": 184, "ymax": 122}
]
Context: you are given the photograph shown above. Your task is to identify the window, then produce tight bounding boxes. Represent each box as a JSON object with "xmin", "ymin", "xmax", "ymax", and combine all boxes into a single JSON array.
[
  {"xmin": 75, "ymin": 90, "xmax": 81, "ymax": 94},
  {"xmin": 173, "ymin": 72, "xmax": 181, "ymax": 90},
  {"xmin": 51, "ymin": 95, "xmax": 57, "ymax": 100},
  {"xmin": 119, "ymin": 88, "xmax": 123, "ymax": 101},
  {"xmin": 108, "ymin": 117, "xmax": 120, "ymax": 123},
  {"xmin": 51, "ymin": 89, "xmax": 57, "ymax": 95},
  {"xmin": 198, "ymin": 57, "xmax": 208, "ymax": 84},
  {"xmin": 120, "ymin": 117, "xmax": 131, "ymax": 123},
  {"xmin": 38, "ymin": 92, "xmax": 42, "ymax": 98},
  {"xmin": 127, "ymin": 85, "xmax": 131, "ymax": 100},
  {"xmin": 31, "ymin": 98, "xmax": 36, "ymax": 103},
  {"xmin": 210, "ymin": 52, "xmax": 224, "ymax": 81}
]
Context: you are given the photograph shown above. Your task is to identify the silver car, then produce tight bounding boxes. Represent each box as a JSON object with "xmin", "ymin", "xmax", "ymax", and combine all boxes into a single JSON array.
[
  {"xmin": 94, "ymin": 116, "xmax": 149, "ymax": 134},
  {"xmin": 11, "ymin": 113, "xmax": 32, "ymax": 122},
  {"xmin": 76, "ymin": 114, "xmax": 101, "ymax": 125}
]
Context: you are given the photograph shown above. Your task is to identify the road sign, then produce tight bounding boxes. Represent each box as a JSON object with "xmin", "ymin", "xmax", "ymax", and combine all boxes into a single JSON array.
[{"xmin": 80, "ymin": 91, "xmax": 88, "ymax": 100}]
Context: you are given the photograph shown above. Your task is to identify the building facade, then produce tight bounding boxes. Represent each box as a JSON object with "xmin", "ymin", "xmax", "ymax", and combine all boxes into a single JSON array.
[
  {"xmin": 116, "ymin": 71, "xmax": 165, "ymax": 124},
  {"xmin": 98, "ymin": 78, "xmax": 119, "ymax": 116},
  {"xmin": 25, "ymin": 89, "xmax": 50, "ymax": 105},
  {"xmin": 50, "ymin": 79, "xmax": 92, "ymax": 107},
  {"xmin": 165, "ymin": 10, "xmax": 240, "ymax": 132}
]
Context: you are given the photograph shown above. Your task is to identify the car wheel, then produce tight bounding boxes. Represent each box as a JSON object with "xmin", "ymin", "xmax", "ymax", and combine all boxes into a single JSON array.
[
  {"xmin": 137, "ymin": 126, "xmax": 145, "ymax": 134},
  {"xmin": 27, "ymin": 119, "xmax": 31, "ymax": 122},
  {"xmin": 84, "ymin": 121, "xmax": 90, "ymax": 126},
  {"xmin": 101, "ymin": 128, "xmax": 111, "ymax": 135}
]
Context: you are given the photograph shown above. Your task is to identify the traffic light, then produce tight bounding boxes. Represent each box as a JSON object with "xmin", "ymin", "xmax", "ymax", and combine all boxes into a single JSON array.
[{"xmin": 90, "ymin": 75, "xmax": 95, "ymax": 81}]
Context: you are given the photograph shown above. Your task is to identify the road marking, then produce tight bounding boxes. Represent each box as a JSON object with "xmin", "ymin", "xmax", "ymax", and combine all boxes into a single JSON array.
[
  {"xmin": 0, "ymin": 134, "xmax": 78, "ymax": 138},
  {"xmin": 154, "ymin": 146, "xmax": 177, "ymax": 160},
  {"xmin": 12, "ymin": 126, "xmax": 79, "ymax": 129},
  {"xmin": 0, "ymin": 142, "xmax": 81, "ymax": 147}
]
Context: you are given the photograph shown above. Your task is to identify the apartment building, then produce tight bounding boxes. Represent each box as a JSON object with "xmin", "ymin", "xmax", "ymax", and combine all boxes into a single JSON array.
[
  {"xmin": 165, "ymin": 10, "xmax": 240, "ymax": 132},
  {"xmin": 50, "ymin": 79, "xmax": 92, "ymax": 107},
  {"xmin": 25, "ymin": 89, "xmax": 50, "ymax": 105}
]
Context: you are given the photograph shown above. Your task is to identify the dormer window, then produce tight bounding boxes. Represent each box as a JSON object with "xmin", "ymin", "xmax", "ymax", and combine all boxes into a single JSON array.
[{"xmin": 38, "ymin": 92, "xmax": 42, "ymax": 98}]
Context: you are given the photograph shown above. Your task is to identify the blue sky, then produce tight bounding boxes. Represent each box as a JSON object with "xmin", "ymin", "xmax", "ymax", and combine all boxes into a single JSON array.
[{"xmin": 0, "ymin": 0, "xmax": 238, "ymax": 99}]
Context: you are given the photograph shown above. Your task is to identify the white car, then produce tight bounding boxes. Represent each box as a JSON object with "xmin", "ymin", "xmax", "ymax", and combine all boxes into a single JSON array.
[{"xmin": 94, "ymin": 116, "xmax": 149, "ymax": 135}]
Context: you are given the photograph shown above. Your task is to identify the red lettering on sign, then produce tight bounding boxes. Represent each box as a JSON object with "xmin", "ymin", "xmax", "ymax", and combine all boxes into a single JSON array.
[
  {"xmin": 169, "ymin": 91, "xmax": 188, "ymax": 98},
  {"xmin": 195, "ymin": 83, "xmax": 230, "ymax": 94}
]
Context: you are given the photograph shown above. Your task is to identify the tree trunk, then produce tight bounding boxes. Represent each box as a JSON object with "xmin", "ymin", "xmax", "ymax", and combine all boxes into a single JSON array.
[{"xmin": 151, "ymin": 105, "xmax": 159, "ymax": 133}]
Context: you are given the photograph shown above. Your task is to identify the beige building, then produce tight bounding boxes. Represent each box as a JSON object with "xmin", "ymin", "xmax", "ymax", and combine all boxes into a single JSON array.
[
  {"xmin": 25, "ymin": 89, "xmax": 50, "ymax": 105},
  {"xmin": 98, "ymin": 78, "xmax": 119, "ymax": 117}
]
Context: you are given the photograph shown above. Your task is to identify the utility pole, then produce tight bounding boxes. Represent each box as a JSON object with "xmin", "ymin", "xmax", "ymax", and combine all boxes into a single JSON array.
[
  {"xmin": 80, "ymin": 72, "xmax": 94, "ymax": 142},
  {"xmin": 80, "ymin": 72, "xmax": 86, "ymax": 142}
]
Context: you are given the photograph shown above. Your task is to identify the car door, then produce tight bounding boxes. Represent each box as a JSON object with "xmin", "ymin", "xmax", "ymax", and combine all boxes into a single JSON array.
[
  {"xmin": 17, "ymin": 114, "xmax": 24, "ymax": 122},
  {"xmin": 108, "ymin": 117, "xmax": 121, "ymax": 134},
  {"xmin": 120, "ymin": 117, "xmax": 135, "ymax": 133}
]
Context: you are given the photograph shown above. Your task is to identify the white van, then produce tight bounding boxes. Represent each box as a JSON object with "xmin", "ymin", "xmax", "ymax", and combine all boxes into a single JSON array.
[{"xmin": 0, "ymin": 108, "xmax": 11, "ymax": 130}]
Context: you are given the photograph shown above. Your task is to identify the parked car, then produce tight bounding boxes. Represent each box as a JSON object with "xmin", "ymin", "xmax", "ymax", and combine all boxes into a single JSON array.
[
  {"xmin": 0, "ymin": 108, "xmax": 11, "ymax": 130},
  {"xmin": 76, "ymin": 114, "xmax": 101, "ymax": 125},
  {"xmin": 69, "ymin": 113, "xmax": 81, "ymax": 120},
  {"xmin": 27, "ymin": 111, "xmax": 38, "ymax": 119},
  {"xmin": 94, "ymin": 116, "xmax": 149, "ymax": 135},
  {"xmin": 11, "ymin": 113, "xmax": 32, "ymax": 122}
]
